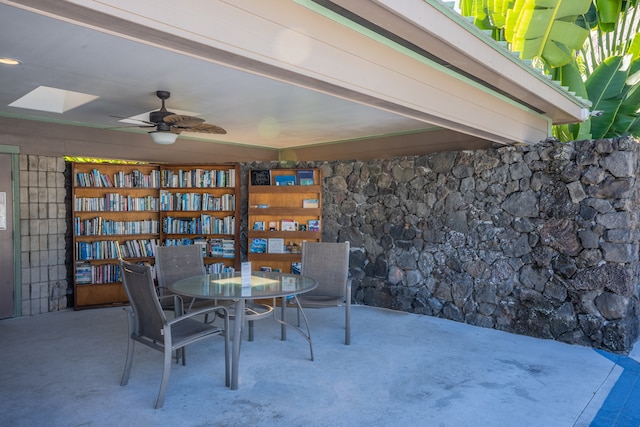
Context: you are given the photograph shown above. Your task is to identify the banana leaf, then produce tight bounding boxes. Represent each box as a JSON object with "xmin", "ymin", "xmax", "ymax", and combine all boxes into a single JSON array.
[
  {"xmin": 556, "ymin": 61, "xmax": 592, "ymax": 140},
  {"xmin": 460, "ymin": 0, "xmax": 492, "ymax": 29},
  {"xmin": 553, "ymin": 124, "xmax": 577, "ymax": 141},
  {"xmin": 505, "ymin": 0, "xmax": 592, "ymax": 67},
  {"xmin": 597, "ymin": 0, "xmax": 623, "ymax": 32},
  {"xmin": 608, "ymin": 57, "xmax": 640, "ymax": 135},
  {"xmin": 585, "ymin": 55, "xmax": 631, "ymax": 138},
  {"xmin": 488, "ymin": 0, "xmax": 511, "ymax": 27},
  {"xmin": 576, "ymin": 3, "xmax": 599, "ymax": 30},
  {"xmin": 627, "ymin": 32, "xmax": 640, "ymax": 60}
]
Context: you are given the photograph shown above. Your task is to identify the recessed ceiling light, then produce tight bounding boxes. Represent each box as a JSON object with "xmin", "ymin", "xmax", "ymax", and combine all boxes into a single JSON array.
[{"xmin": 0, "ymin": 57, "xmax": 21, "ymax": 66}]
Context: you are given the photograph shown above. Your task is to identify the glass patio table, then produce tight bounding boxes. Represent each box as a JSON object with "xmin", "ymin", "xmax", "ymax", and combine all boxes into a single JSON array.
[{"xmin": 169, "ymin": 271, "xmax": 318, "ymax": 390}]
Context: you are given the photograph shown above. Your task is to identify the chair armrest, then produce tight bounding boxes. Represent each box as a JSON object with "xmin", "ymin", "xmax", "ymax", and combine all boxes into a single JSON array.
[
  {"xmin": 158, "ymin": 294, "xmax": 184, "ymax": 317},
  {"xmin": 166, "ymin": 304, "xmax": 229, "ymax": 326}
]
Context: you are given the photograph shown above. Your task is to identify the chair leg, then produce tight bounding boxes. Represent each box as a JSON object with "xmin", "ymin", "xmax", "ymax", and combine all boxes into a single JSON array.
[
  {"xmin": 223, "ymin": 314, "xmax": 230, "ymax": 387},
  {"xmin": 156, "ymin": 344, "xmax": 173, "ymax": 409},
  {"xmin": 121, "ymin": 337, "xmax": 135, "ymax": 386},
  {"xmin": 248, "ymin": 320, "xmax": 254, "ymax": 342},
  {"xmin": 345, "ymin": 282, "xmax": 352, "ymax": 345},
  {"xmin": 345, "ymin": 300, "xmax": 351, "ymax": 346},
  {"xmin": 121, "ymin": 308, "xmax": 136, "ymax": 386}
]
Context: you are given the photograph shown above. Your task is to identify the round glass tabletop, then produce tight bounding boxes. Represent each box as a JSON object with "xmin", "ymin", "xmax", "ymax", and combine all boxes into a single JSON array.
[{"xmin": 169, "ymin": 271, "xmax": 317, "ymax": 300}]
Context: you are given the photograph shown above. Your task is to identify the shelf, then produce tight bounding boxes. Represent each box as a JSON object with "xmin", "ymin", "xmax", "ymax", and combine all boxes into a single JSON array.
[
  {"xmin": 162, "ymin": 233, "xmax": 234, "ymax": 238},
  {"xmin": 74, "ymin": 234, "xmax": 158, "ymax": 239},
  {"xmin": 160, "ymin": 210, "xmax": 235, "ymax": 214},
  {"xmin": 73, "ymin": 162, "xmax": 241, "ymax": 309},
  {"xmin": 247, "ymin": 253, "xmax": 303, "ymax": 262},
  {"xmin": 248, "ymin": 230, "xmax": 321, "ymax": 239},
  {"xmin": 74, "ymin": 283, "xmax": 128, "ymax": 308},
  {"xmin": 247, "ymin": 168, "xmax": 322, "ymax": 273},
  {"xmin": 249, "ymin": 207, "xmax": 321, "ymax": 216},
  {"xmin": 249, "ymin": 184, "xmax": 321, "ymax": 193}
]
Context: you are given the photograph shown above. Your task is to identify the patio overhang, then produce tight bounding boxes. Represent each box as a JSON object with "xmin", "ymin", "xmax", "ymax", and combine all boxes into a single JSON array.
[{"xmin": 4, "ymin": 0, "xmax": 591, "ymax": 151}]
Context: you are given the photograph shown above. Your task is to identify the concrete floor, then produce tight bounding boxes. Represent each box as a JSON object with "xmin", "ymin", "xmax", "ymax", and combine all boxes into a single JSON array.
[{"xmin": 0, "ymin": 305, "xmax": 638, "ymax": 427}]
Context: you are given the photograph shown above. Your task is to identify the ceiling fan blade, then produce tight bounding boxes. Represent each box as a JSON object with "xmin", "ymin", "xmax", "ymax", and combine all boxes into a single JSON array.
[
  {"xmin": 103, "ymin": 124, "xmax": 155, "ymax": 131},
  {"xmin": 109, "ymin": 114, "xmax": 155, "ymax": 126},
  {"xmin": 163, "ymin": 114, "xmax": 205, "ymax": 127},
  {"xmin": 183, "ymin": 123, "xmax": 227, "ymax": 134}
]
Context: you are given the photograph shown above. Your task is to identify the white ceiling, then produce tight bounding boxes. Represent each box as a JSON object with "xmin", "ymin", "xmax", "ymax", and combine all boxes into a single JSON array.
[{"xmin": 0, "ymin": 2, "xmax": 435, "ymax": 151}]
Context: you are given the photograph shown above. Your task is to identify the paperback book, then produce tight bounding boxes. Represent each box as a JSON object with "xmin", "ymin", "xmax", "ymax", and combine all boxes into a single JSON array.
[{"xmin": 297, "ymin": 170, "xmax": 314, "ymax": 185}]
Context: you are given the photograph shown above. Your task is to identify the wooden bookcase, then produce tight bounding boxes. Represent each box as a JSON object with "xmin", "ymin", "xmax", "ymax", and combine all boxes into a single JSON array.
[
  {"xmin": 71, "ymin": 162, "xmax": 240, "ymax": 309},
  {"xmin": 247, "ymin": 168, "xmax": 322, "ymax": 273},
  {"xmin": 159, "ymin": 164, "xmax": 240, "ymax": 274},
  {"xmin": 72, "ymin": 163, "xmax": 160, "ymax": 308}
]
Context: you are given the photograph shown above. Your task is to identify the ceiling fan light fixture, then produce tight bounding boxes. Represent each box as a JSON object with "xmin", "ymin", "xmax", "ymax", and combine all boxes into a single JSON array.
[
  {"xmin": 0, "ymin": 57, "xmax": 21, "ymax": 66},
  {"xmin": 150, "ymin": 131, "xmax": 178, "ymax": 145}
]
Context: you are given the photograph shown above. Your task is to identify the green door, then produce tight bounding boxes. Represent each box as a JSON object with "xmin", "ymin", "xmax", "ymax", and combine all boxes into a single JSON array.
[{"xmin": 0, "ymin": 153, "xmax": 14, "ymax": 318}]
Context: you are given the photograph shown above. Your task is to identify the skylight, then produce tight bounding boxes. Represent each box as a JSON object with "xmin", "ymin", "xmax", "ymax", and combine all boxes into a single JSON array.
[{"xmin": 9, "ymin": 86, "xmax": 98, "ymax": 113}]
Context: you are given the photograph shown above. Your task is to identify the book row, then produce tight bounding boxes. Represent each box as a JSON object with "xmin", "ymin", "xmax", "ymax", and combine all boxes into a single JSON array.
[
  {"xmin": 75, "ymin": 262, "xmax": 122, "ymax": 284},
  {"xmin": 253, "ymin": 219, "xmax": 320, "ymax": 232},
  {"xmin": 249, "ymin": 238, "xmax": 306, "ymax": 254},
  {"xmin": 75, "ymin": 239, "xmax": 157, "ymax": 260},
  {"xmin": 159, "ymin": 191, "xmax": 235, "ymax": 212},
  {"xmin": 255, "ymin": 262, "xmax": 302, "ymax": 274},
  {"xmin": 162, "ymin": 215, "xmax": 235, "ymax": 235},
  {"xmin": 161, "ymin": 168, "xmax": 236, "ymax": 188},
  {"xmin": 75, "ymin": 259, "xmax": 237, "ymax": 285},
  {"xmin": 74, "ymin": 217, "xmax": 159, "ymax": 236},
  {"xmin": 75, "ymin": 169, "xmax": 160, "ymax": 188},
  {"xmin": 74, "ymin": 194, "xmax": 159, "ymax": 212},
  {"xmin": 164, "ymin": 237, "xmax": 235, "ymax": 259},
  {"xmin": 250, "ymin": 169, "xmax": 315, "ymax": 186}
]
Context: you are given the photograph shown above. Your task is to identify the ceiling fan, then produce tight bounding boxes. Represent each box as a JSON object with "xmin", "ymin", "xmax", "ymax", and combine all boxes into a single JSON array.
[{"xmin": 117, "ymin": 90, "xmax": 226, "ymax": 144}]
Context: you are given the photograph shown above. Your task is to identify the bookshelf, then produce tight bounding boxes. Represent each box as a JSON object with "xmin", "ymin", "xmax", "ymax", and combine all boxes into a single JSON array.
[
  {"xmin": 72, "ymin": 162, "xmax": 241, "ymax": 309},
  {"xmin": 247, "ymin": 168, "xmax": 322, "ymax": 273},
  {"xmin": 72, "ymin": 163, "xmax": 160, "ymax": 308},
  {"xmin": 159, "ymin": 164, "xmax": 240, "ymax": 274}
]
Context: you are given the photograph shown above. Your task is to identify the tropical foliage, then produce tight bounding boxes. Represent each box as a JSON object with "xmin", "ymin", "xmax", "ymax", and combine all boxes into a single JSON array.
[
  {"xmin": 64, "ymin": 156, "xmax": 147, "ymax": 164},
  {"xmin": 460, "ymin": 0, "xmax": 640, "ymax": 141}
]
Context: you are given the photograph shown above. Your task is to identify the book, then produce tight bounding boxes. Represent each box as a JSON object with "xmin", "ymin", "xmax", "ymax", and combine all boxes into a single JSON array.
[
  {"xmin": 281, "ymin": 219, "xmax": 298, "ymax": 231},
  {"xmin": 253, "ymin": 221, "xmax": 265, "ymax": 231},
  {"xmin": 308, "ymin": 219, "xmax": 320, "ymax": 231},
  {"xmin": 302, "ymin": 198, "xmax": 319, "ymax": 208},
  {"xmin": 268, "ymin": 221, "xmax": 279, "ymax": 231},
  {"xmin": 274, "ymin": 175, "xmax": 296, "ymax": 186},
  {"xmin": 267, "ymin": 238, "xmax": 285, "ymax": 254},
  {"xmin": 297, "ymin": 170, "xmax": 314, "ymax": 185},
  {"xmin": 193, "ymin": 237, "xmax": 208, "ymax": 257},
  {"xmin": 291, "ymin": 262, "xmax": 301, "ymax": 275},
  {"xmin": 250, "ymin": 170, "xmax": 271, "ymax": 186},
  {"xmin": 249, "ymin": 238, "xmax": 267, "ymax": 253}
]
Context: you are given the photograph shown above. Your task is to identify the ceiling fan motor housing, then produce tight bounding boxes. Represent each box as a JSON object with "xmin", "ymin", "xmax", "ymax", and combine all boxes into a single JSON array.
[
  {"xmin": 149, "ymin": 109, "xmax": 173, "ymax": 126},
  {"xmin": 149, "ymin": 90, "xmax": 173, "ymax": 129}
]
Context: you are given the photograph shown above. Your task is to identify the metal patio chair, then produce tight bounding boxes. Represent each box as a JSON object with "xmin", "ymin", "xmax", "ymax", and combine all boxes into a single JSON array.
[
  {"xmin": 298, "ymin": 241, "xmax": 352, "ymax": 345},
  {"xmin": 119, "ymin": 260, "xmax": 230, "ymax": 409},
  {"xmin": 154, "ymin": 244, "xmax": 207, "ymax": 311}
]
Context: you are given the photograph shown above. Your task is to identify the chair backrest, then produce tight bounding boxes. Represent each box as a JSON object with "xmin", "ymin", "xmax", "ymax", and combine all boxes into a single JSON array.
[
  {"xmin": 301, "ymin": 241, "xmax": 350, "ymax": 298},
  {"xmin": 155, "ymin": 244, "xmax": 206, "ymax": 289},
  {"xmin": 120, "ymin": 260, "xmax": 167, "ymax": 342}
]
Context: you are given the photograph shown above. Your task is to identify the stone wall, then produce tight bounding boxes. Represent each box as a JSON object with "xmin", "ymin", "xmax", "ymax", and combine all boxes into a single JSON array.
[
  {"xmin": 245, "ymin": 137, "xmax": 640, "ymax": 353},
  {"xmin": 19, "ymin": 155, "xmax": 68, "ymax": 315},
  {"xmin": 23, "ymin": 139, "xmax": 640, "ymax": 353}
]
